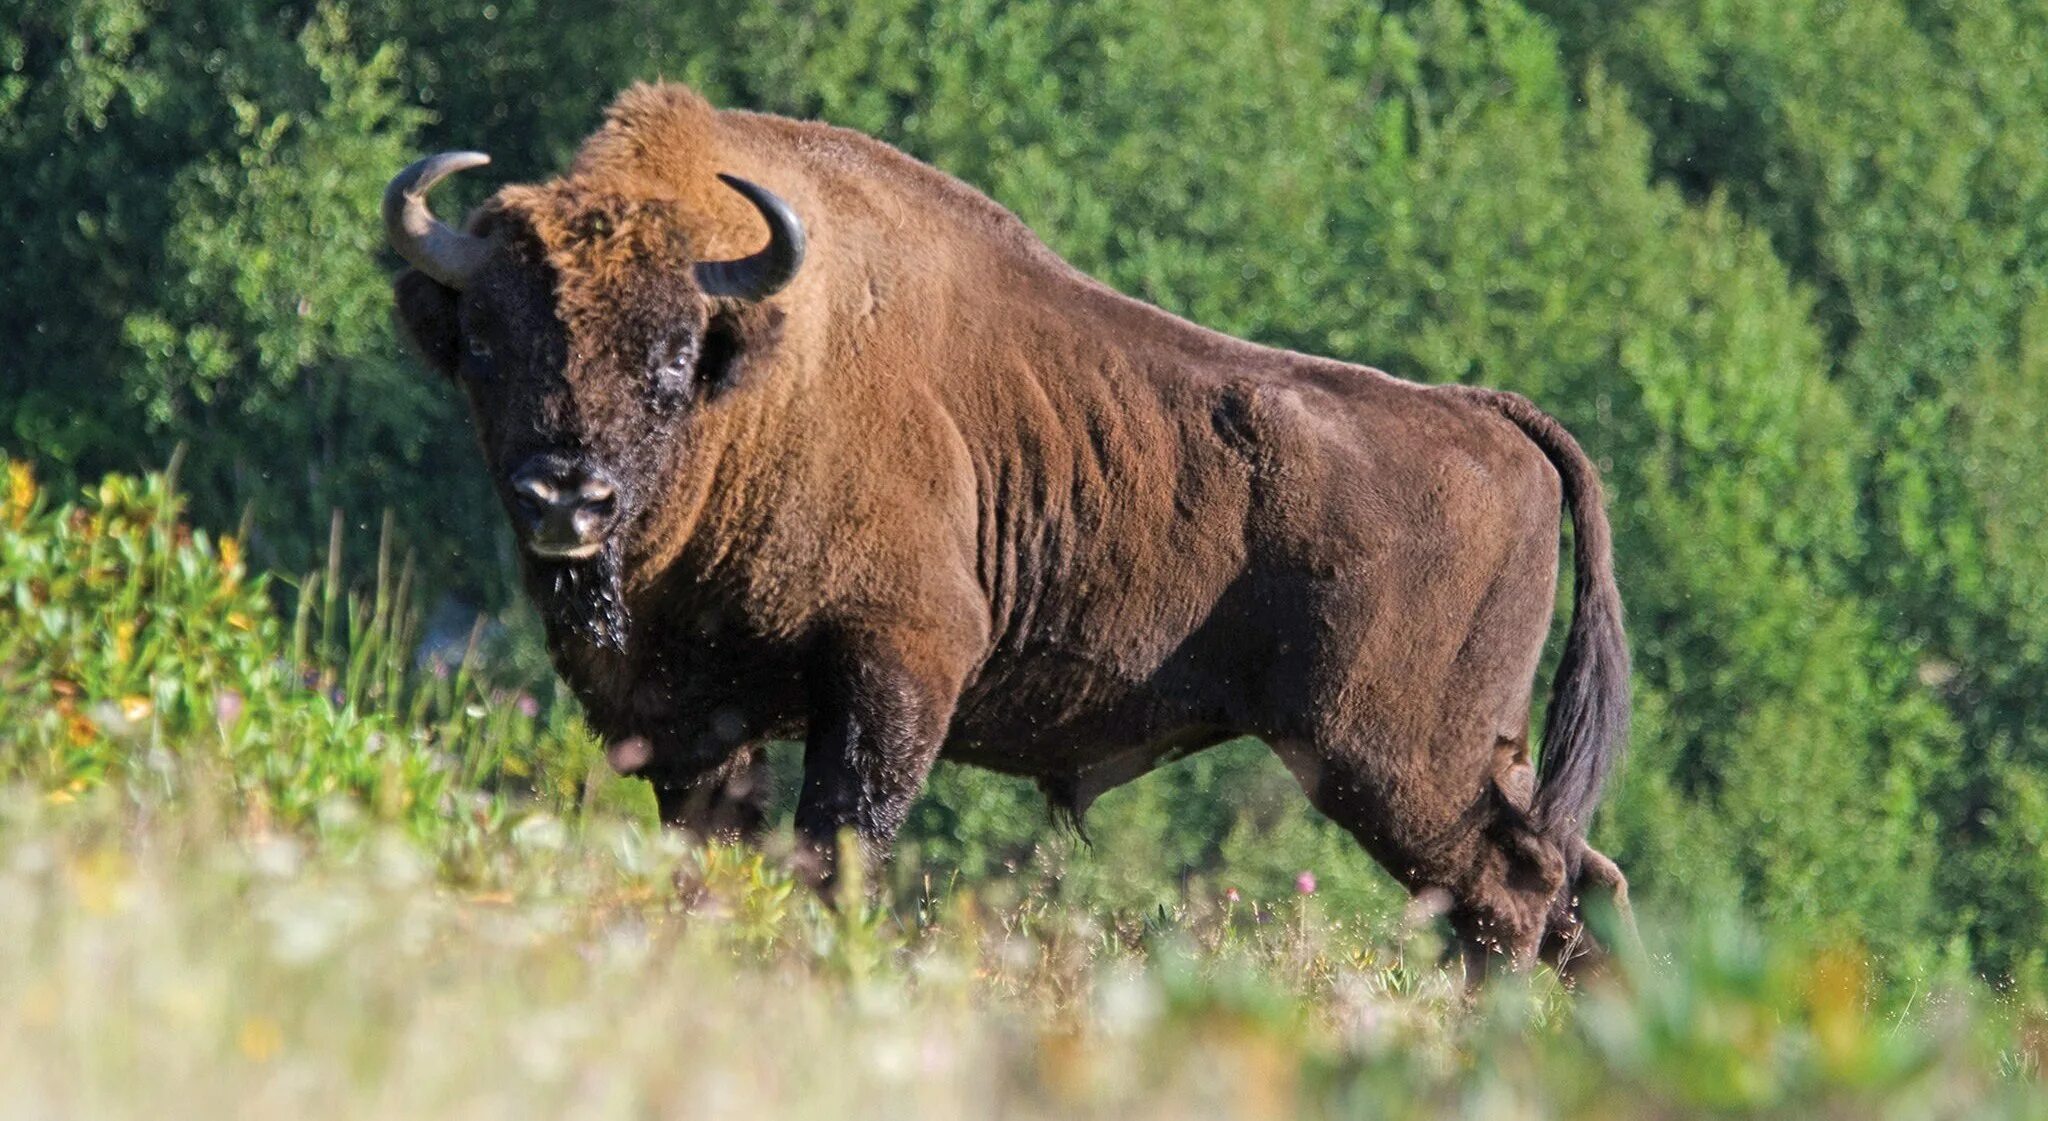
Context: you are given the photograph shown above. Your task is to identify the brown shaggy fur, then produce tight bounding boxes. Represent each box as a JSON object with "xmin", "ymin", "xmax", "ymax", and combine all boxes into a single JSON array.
[{"xmin": 391, "ymin": 82, "xmax": 1634, "ymax": 978}]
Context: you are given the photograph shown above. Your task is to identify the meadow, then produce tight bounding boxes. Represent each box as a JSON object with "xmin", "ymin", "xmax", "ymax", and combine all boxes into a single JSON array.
[
  {"xmin": 11, "ymin": 0, "xmax": 2048, "ymax": 1113},
  {"xmin": 3, "ymin": 464, "xmax": 2043, "ymax": 1119},
  {"xmin": 18, "ymin": 0, "xmax": 2048, "ymax": 986}
]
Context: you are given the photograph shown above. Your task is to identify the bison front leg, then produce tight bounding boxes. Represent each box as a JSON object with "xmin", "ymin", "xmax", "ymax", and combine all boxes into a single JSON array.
[
  {"xmin": 792, "ymin": 632, "xmax": 965, "ymax": 893},
  {"xmin": 650, "ymin": 746, "xmax": 773, "ymax": 844}
]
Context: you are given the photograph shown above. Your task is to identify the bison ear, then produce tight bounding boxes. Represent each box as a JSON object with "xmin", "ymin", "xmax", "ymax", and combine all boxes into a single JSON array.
[
  {"xmin": 392, "ymin": 269, "xmax": 462, "ymax": 379},
  {"xmin": 698, "ymin": 303, "xmax": 786, "ymax": 401}
]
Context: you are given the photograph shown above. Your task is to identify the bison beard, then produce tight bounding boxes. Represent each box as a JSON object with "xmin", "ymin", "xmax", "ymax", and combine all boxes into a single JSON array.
[{"xmin": 528, "ymin": 545, "xmax": 629, "ymax": 653}]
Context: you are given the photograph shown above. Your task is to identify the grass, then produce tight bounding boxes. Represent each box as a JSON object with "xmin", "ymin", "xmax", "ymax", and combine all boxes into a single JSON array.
[{"xmin": 4, "ymin": 456, "xmax": 2047, "ymax": 1119}]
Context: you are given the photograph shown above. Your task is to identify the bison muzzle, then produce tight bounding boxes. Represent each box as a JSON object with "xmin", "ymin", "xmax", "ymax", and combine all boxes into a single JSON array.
[{"xmin": 385, "ymin": 83, "xmax": 1635, "ymax": 980}]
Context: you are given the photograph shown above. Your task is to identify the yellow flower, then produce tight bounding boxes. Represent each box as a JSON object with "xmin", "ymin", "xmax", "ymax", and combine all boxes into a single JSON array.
[
  {"xmin": 1806, "ymin": 945, "xmax": 1868, "ymax": 1070},
  {"xmin": 115, "ymin": 619, "xmax": 137, "ymax": 665},
  {"xmin": 218, "ymin": 535, "xmax": 243, "ymax": 587},
  {"xmin": 119, "ymin": 695, "xmax": 152, "ymax": 723},
  {"xmin": 5, "ymin": 460, "xmax": 34, "ymax": 527},
  {"xmin": 65, "ymin": 711, "xmax": 98, "ymax": 746},
  {"xmin": 67, "ymin": 849, "xmax": 129, "ymax": 915},
  {"xmin": 226, "ymin": 611, "xmax": 253, "ymax": 632},
  {"xmin": 237, "ymin": 1017, "xmax": 283, "ymax": 1062}
]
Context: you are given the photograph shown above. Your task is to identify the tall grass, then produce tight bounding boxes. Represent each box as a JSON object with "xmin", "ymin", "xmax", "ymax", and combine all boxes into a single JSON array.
[
  {"xmin": 2, "ymin": 781, "xmax": 2043, "ymax": 1120},
  {"xmin": 3, "ymin": 456, "xmax": 2046, "ymax": 1119}
]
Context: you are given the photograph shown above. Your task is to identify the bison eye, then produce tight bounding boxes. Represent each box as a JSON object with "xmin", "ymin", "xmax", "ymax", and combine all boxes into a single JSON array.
[{"xmin": 654, "ymin": 340, "xmax": 698, "ymax": 392}]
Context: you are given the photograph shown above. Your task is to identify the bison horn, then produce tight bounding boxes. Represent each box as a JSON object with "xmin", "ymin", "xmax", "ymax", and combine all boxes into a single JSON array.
[
  {"xmin": 694, "ymin": 174, "xmax": 807, "ymax": 301},
  {"xmin": 383, "ymin": 151, "xmax": 493, "ymax": 290}
]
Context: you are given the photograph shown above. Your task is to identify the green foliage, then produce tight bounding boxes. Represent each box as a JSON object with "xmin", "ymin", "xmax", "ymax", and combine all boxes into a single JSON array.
[
  {"xmin": 5, "ymin": 0, "xmax": 2047, "ymax": 991},
  {"xmin": 2, "ymin": 0, "xmax": 502, "ymax": 599},
  {"xmin": 1530, "ymin": 0, "xmax": 2048, "ymax": 983},
  {"xmin": 0, "ymin": 456, "xmax": 647, "ymax": 842}
]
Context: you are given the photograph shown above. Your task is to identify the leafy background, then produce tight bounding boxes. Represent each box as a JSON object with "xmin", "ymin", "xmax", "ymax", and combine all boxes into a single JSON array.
[{"xmin": 7, "ymin": 0, "xmax": 2048, "ymax": 990}]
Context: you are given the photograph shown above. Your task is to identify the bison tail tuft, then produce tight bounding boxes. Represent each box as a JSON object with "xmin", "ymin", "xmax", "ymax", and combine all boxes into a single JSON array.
[{"xmin": 1468, "ymin": 389, "xmax": 1631, "ymax": 847}]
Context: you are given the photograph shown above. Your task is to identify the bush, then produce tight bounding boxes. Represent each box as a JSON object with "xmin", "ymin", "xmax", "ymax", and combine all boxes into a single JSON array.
[{"xmin": 0, "ymin": 455, "xmax": 650, "ymax": 841}]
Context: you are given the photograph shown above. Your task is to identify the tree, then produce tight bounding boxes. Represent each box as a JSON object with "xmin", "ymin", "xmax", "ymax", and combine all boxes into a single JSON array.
[
  {"xmin": 3, "ymin": 0, "xmax": 502, "ymax": 597},
  {"xmin": 1533, "ymin": 0, "xmax": 2048, "ymax": 986}
]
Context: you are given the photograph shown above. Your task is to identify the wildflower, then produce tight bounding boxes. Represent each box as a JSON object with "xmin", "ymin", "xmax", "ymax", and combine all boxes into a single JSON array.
[
  {"xmin": 1295, "ymin": 871, "xmax": 1317, "ymax": 895},
  {"xmin": 68, "ymin": 849, "xmax": 129, "ymax": 915},
  {"xmin": 92, "ymin": 699, "xmax": 147, "ymax": 738},
  {"xmin": 226, "ymin": 611, "xmax": 253, "ymax": 631},
  {"xmin": 515, "ymin": 692, "xmax": 541, "ymax": 718},
  {"xmin": 1806, "ymin": 946, "xmax": 1869, "ymax": 1069},
  {"xmin": 607, "ymin": 735, "xmax": 653, "ymax": 771},
  {"xmin": 1225, "ymin": 887, "xmax": 1241, "ymax": 904},
  {"xmin": 237, "ymin": 1016, "xmax": 283, "ymax": 1062},
  {"xmin": 218, "ymin": 535, "xmax": 243, "ymax": 585},
  {"xmin": 65, "ymin": 711, "xmax": 98, "ymax": 746},
  {"xmin": 215, "ymin": 689, "xmax": 245, "ymax": 728},
  {"xmin": 5, "ymin": 459, "xmax": 34, "ymax": 527}
]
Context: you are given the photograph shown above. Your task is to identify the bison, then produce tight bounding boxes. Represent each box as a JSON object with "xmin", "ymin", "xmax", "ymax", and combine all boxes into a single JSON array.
[{"xmin": 384, "ymin": 82, "xmax": 1633, "ymax": 977}]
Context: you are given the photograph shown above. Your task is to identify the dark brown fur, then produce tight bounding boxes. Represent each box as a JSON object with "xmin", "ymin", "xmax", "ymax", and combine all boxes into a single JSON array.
[{"xmin": 391, "ymin": 83, "xmax": 1633, "ymax": 976}]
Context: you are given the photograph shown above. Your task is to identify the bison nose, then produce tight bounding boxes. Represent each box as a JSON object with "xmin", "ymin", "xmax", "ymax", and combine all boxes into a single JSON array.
[{"xmin": 510, "ymin": 458, "xmax": 619, "ymax": 560}]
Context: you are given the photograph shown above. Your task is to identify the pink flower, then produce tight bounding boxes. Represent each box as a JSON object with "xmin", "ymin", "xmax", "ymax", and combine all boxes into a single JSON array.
[
  {"xmin": 607, "ymin": 736, "xmax": 653, "ymax": 771},
  {"xmin": 215, "ymin": 689, "xmax": 245, "ymax": 727},
  {"xmin": 515, "ymin": 693, "xmax": 540, "ymax": 718},
  {"xmin": 1224, "ymin": 887, "xmax": 1241, "ymax": 904},
  {"xmin": 1295, "ymin": 871, "xmax": 1317, "ymax": 895}
]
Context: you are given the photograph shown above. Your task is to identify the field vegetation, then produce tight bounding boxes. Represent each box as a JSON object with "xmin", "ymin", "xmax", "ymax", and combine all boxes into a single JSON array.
[
  {"xmin": 7, "ymin": 0, "xmax": 2048, "ymax": 1112},
  {"xmin": 4, "ymin": 459, "xmax": 2045, "ymax": 1118}
]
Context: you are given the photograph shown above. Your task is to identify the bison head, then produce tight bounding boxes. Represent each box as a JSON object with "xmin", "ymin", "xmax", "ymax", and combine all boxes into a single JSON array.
[{"xmin": 384, "ymin": 152, "xmax": 804, "ymax": 645}]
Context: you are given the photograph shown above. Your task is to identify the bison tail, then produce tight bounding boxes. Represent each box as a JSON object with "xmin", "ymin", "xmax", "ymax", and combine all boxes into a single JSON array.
[{"xmin": 1468, "ymin": 389, "xmax": 1631, "ymax": 846}]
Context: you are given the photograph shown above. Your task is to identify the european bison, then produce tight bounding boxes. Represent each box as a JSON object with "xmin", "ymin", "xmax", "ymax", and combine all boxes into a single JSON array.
[{"xmin": 385, "ymin": 83, "xmax": 1632, "ymax": 976}]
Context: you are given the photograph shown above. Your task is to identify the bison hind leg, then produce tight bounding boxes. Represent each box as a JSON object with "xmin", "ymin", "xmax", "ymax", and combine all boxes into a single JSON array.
[
  {"xmin": 1456, "ymin": 815, "xmax": 1643, "ymax": 988},
  {"xmin": 1276, "ymin": 739, "xmax": 1573, "ymax": 984},
  {"xmin": 1539, "ymin": 839, "xmax": 1638, "ymax": 985},
  {"xmin": 1447, "ymin": 801, "xmax": 1569, "ymax": 981}
]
